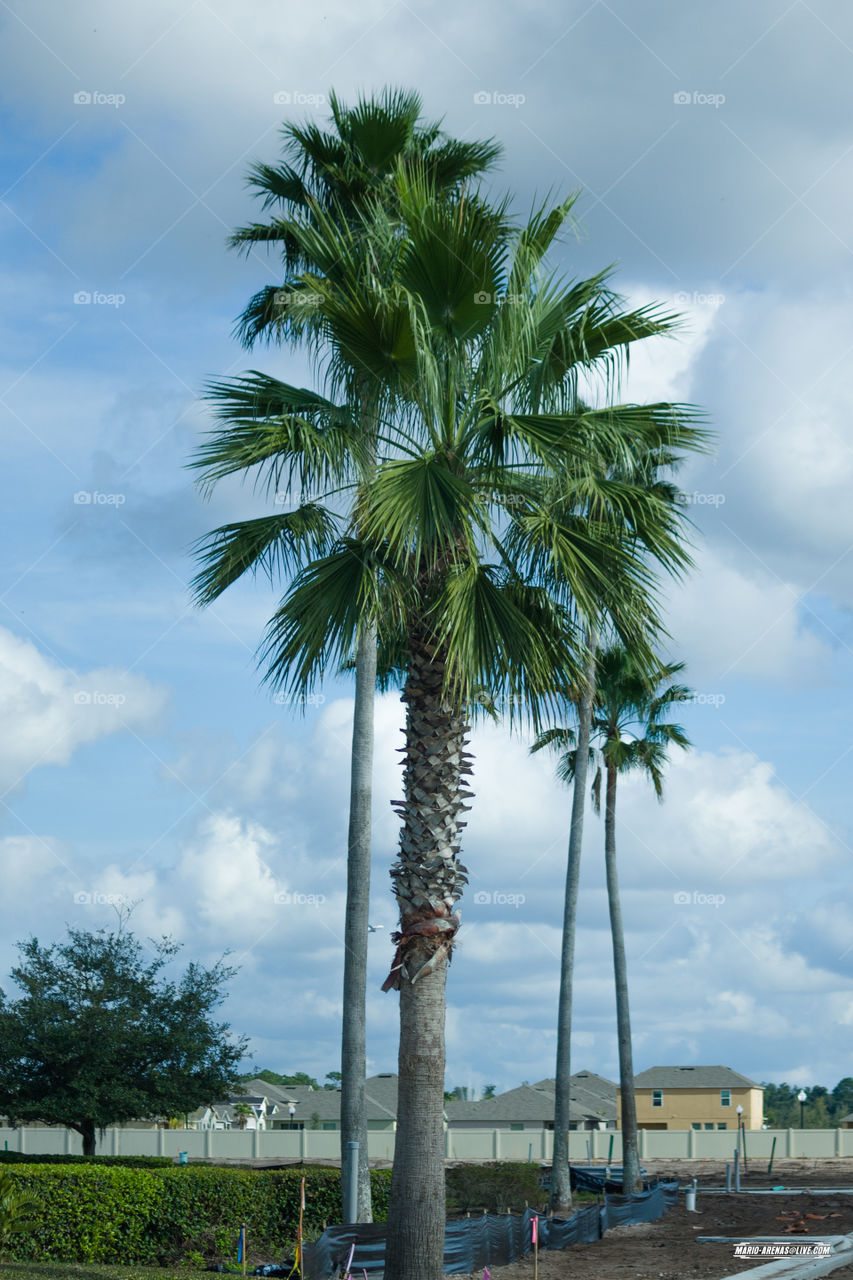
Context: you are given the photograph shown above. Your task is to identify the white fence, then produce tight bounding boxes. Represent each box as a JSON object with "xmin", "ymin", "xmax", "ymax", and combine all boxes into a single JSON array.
[{"xmin": 2, "ymin": 1126, "xmax": 852, "ymax": 1161}]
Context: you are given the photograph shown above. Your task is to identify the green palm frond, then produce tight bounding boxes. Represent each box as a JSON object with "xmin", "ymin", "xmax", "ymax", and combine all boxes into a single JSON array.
[
  {"xmin": 190, "ymin": 506, "xmax": 339, "ymax": 605},
  {"xmin": 191, "ymin": 375, "xmax": 363, "ymax": 500},
  {"xmin": 260, "ymin": 538, "xmax": 411, "ymax": 699}
]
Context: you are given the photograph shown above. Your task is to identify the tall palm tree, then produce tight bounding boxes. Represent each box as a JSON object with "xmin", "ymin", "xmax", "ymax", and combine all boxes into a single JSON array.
[
  {"xmin": 224, "ymin": 179, "xmax": 708, "ymax": 1279},
  {"xmin": 538, "ymin": 647, "xmax": 691, "ymax": 1196},
  {"xmin": 195, "ymin": 89, "xmax": 501, "ymax": 1222}
]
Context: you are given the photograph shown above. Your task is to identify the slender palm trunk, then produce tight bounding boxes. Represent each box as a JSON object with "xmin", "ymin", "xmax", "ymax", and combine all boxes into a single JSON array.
[
  {"xmin": 604, "ymin": 762, "xmax": 642, "ymax": 1193},
  {"xmin": 549, "ymin": 641, "xmax": 597, "ymax": 1217},
  {"xmin": 340, "ymin": 422, "xmax": 379, "ymax": 1223},
  {"xmin": 383, "ymin": 637, "xmax": 470, "ymax": 1280},
  {"xmin": 340, "ymin": 625, "xmax": 377, "ymax": 1222}
]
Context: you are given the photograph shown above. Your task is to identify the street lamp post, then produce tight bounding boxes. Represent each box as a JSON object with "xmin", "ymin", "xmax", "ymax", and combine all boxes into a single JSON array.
[
  {"xmin": 797, "ymin": 1090, "xmax": 807, "ymax": 1129},
  {"xmin": 736, "ymin": 1104, "xmax": 745, "ymax": 1170}
]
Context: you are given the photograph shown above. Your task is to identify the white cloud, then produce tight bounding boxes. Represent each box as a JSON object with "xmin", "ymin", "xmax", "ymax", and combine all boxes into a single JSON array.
[{"xmin": 0, "ymin": 625, "xmax": 168, "ymax": 793}]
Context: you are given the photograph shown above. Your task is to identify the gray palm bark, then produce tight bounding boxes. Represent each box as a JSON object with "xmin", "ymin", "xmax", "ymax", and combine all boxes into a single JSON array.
[
  {"xmin": 549, "ymin": 641, "xmax": 596, "ymax": 1216},
  {"xmin": 340, "ymin": 624, "xmax": 377, "ymax": 1221},
  {"xmin": 382, "ymin": 637, "xmax": 470, "ymax": 1280},
  {"xmin": 604, "ymin": 760, "xmax": 642, "ymax": 1193}
]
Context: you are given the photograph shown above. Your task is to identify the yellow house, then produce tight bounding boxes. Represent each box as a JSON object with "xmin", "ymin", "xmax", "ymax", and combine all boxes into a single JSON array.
[{"xmin": 618, "ymin": 1066, "xmax": 764, "ymax": 1131}]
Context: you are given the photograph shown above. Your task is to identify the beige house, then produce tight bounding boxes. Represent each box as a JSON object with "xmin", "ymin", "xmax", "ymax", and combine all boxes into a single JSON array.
[{"xmin": 619, "ymin": 1066, "xmax": 764, "ymax": 1131}]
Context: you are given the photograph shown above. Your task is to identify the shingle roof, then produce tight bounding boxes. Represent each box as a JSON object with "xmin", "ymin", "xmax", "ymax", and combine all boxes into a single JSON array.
[
  {"xmin": 632, "ymin": 1066, "xmax": 762, "ymax": 1089},
  {"xmin": 444, "ymin": 1072, "xmax": 617, "ymax": 1124},
  {"xmin": 239, "ymin": 1075, "xmax": 399, "ymax": 1123}
]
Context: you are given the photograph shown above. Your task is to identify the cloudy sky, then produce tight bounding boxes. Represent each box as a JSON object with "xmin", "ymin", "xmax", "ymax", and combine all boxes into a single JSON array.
[{"xmin": 2, "ymin": 0, "xmax": 852, "ymax": 1099}]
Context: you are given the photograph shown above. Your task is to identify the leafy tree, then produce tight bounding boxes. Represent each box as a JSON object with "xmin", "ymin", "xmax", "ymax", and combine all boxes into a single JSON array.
[
  {"xmin": 482, "ymin": 1084, "xmax": 497, "ymax": 1100},
  {"xmin": 831, "ymin": 1078, "xmax": 853, "ymax": 1122},
  {"xmin": 0, "ymin": 929, "xmax": 247, "ymax": 1156},
  {"xmin": 325, "ymin": 1071, "xmax": 342, "ymax": 1089},
  {"xmin": 196, "ymin": 88, "xmax": 500, "ymax": 1224}
]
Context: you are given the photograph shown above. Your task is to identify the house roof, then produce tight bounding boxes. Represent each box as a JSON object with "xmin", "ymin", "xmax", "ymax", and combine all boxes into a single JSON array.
[
  {"xmin": 840, "ymin": 1112, "xmax": 853, "ymax": 1124},
  {"xmin": 444, "ymin": 1072, "xmax": 617, "ymax": 1124},
  {"xmin": 632, "ymin": 1066, "xmax": 763, "ymax": 1090},
  {"xmin": 239, "ymin": 1075, "xmax": 399, "ymax": 1123}
]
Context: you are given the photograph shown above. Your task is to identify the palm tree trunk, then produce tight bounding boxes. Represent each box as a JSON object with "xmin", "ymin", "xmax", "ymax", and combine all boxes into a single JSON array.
[
  {"xmin": 604, "ymin": 761, "xmax": 642, "ymax": 1193},
  {"xmin": 340, "ymin": 624, "xmax": 377, "ymax": 1222},
  {"xmin": 549, "ymin": 639, "xmax": 597, "ymax": 1217},
  {"xmin": 383, "ymin": 636, "xmax": 470, "ymax": 1280}
]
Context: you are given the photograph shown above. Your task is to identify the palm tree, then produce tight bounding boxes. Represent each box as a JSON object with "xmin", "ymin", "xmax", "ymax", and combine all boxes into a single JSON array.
[
  {"xmin": 233, "ymin": 1101, "xmax": 254, "ymax": 1130},
  {"xmin": 538, "ymin": 647, "xmax": 691, "ymax": 1196},
  {"xmin": 194, "ymin": 89, "xmax": 501, "ymax": 1223},
  {"xmin": 233, "ymin": 180, "xmax": 708, "ymax": 1279}
]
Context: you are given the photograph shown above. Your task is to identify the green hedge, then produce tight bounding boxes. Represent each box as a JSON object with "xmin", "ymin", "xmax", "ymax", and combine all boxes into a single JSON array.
[
  {"xmin": 0, "ymin": 1153, "xmax": 173, "ymax": 1166},
  {"xmin": 446, "ymin": 1162, "xmax": 546, "ymax": 1213},
  {"xmin": 3, "ymin": 1165, "xmax": 392, "ymax": 1264}
]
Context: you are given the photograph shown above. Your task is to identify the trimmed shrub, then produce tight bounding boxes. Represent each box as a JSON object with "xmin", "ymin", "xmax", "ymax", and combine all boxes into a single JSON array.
[
  {"xmin": 3, "ymin": 1164, "xmax": 392, "ymax": 1265},
  {"xmin": 0, "ymin": 1152, "xmax": 173, "ymax": 1166},
  {"xmin": 446, "ymin": 1162, "xmax": 545, "ymax": 1213}
]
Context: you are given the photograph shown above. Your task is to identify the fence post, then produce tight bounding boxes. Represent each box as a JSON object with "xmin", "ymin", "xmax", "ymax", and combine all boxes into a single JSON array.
[
  {"xmin": 688, "ymin": 1127, "xmax": 696, "ymax": 1158},
  {"xmin": 158, "ymin": 1126, "xmax": 165, "ymax": 1157},
  {"xmin": 835, "ymin": 1128, "xmax": 842, "ymax": 1157},
  {"xmin": 112, "ymin": 1127, "xmax": 119, "ymax": 1156},
  {"xmin": 300, "ymin": 1127, "xmax": 306, "ymax": 1159},
  {"xmin": 205, "ymin": 1127, "xmax": 213, "ymax": 1158},
  {"xmin": 786, "ymin": 1128, "xmax": 793, "ymax": 1158},
  {"xmin": 639, "ymin": 1128, "xmax": 647, "ymax": 1160},
  {"xmin": 253, "ymin": 1126, "xmax": 260, "ymax": 1158},
  {"xmin": 445, "ymin": 1128, "xmax": 451, "ymax": 1158},
  {"xmin": 65, "ymin": 1128, "xmax": 73, "ymax": 1155},
  {"xmin": 18, "ymin": 1127, "xmax": 25, "ymax": 1154}
]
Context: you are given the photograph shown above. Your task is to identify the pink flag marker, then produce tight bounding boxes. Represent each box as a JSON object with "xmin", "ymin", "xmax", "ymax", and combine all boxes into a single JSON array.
[
  {"xmin": 531, "ymin": 1216, "xmax": 538, "ymax": 1245},
  {"xmin": 483, "ymin": 1268, "xmax": 491, "ymax": 1280}
]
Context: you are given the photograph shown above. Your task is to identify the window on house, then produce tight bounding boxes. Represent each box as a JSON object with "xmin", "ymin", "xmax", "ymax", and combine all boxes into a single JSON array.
[
  {"xmin": 704, "ymin": 1123, "xmax": 714, "ymax": 1130},
  {"xmin": 652, "ymin": 1090, "xmax": 663, "ymax": 1107},
  {"xmin": 322, "ymin": 1122, "xmax": 337, "ymax": 1131},
  {"xmin": 717, "ymin": 1123, "xmax": 727, "ymax": 1130},
  {"xmin": 691, "ymin": 1123, "xmax": 701, "ymax": 1131},
  {"xmin": 721, "ymin": 1089, "xmax": 731, "ymax": 1107},
  {"xmin": 509, "ymin": 1123, "xmax": 523, "ymax": 1131}
]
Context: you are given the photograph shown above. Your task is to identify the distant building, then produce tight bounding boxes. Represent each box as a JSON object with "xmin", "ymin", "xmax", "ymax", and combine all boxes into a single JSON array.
[
  {"xmin": 239, "ymin": 1074, "xmax": 399, "ymax": 1131},
  {"xmin": 445, "ymin": 1071, "xmax": 618, "ymax": 1132},
  {"xmin": 622, "ymin": 1066, "xmax": 764, "ymax": 1131}
]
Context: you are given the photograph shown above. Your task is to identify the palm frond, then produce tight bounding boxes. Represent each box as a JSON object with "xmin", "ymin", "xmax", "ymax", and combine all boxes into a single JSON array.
[{"xmin": 190, "ymin": 506, "xmax": 338, "ymax": 605}]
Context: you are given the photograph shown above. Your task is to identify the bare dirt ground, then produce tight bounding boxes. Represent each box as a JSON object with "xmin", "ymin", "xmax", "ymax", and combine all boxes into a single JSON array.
[{"xmin": 450, "ymin": 1192, "xmax": 853, "ymax": 1280}]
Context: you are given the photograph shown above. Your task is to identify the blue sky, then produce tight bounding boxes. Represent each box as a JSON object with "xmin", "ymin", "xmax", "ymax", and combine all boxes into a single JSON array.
[{"xmin": 2, "ymin": 0, "xmax": 852, "ymax": 1097}]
